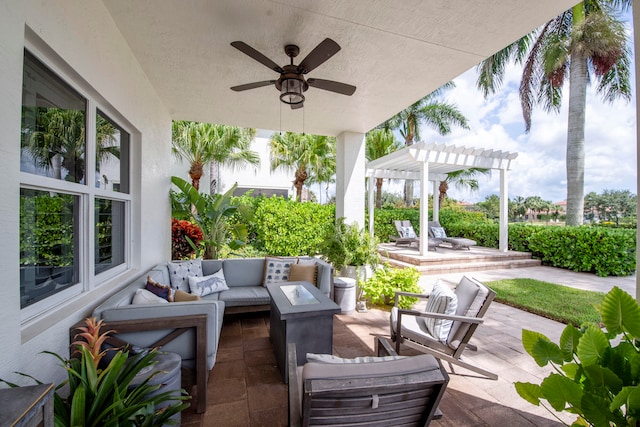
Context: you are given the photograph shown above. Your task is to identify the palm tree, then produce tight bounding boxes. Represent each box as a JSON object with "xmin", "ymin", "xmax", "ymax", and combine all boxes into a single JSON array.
[
  {"xmin": 172, "ymin": 121, "xmax": 259, "ymax": 191},
  {"xmin": 269, "ymin": 132, "xmax": 336, "ymax": 202},
  {"xmin": 306, "ymin": 147, "xmax": 336, "ymax": 204},
  {"xmin": 438, "ymin": 168, "xmax": 490, "ymax": 205},
  {"xmin": 476, "ymin": 0, "xmax": 631, "ymax": 225},
  {"xmin": 381, "ymin": 83, "xmax": 470, "ymax": 206},
  {"xmin": 365, "ymin": 129, "xmax": 403, "ymax": 208}
]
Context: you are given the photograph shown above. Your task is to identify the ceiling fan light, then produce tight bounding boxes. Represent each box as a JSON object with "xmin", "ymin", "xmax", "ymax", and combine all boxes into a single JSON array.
[{"xmin": 280, "ymin": 77, "xmax": 305, "ymax": 105}]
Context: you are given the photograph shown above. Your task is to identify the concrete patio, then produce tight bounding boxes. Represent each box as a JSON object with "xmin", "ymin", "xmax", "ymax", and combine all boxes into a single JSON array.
[{"xmin": 180, "ymin": 266, "xmax": 633, "ymax": 426}]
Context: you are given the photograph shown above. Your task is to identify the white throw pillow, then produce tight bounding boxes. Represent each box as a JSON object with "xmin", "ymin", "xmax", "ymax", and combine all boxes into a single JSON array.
[
  {"xmin": 132, "ymin": 288, "xmax": 170, "ymax": 305},
  {"xmin": 188, "ymin": 268, "xmax": 229, "ymax": 297},
  {"xmin": 431, "ymin": 226, "xmax": 447, "ymax": 239},
  {"xmin": 422, "ymin": 280, "xmax": 458, "ymax": 342},
  {"xmin": 168, "ymin": 259, "xmax": 203, "ymax": 292},
  {"xmin": 263, "ymin": 257, "xmax": 297, "ymax": 286}
]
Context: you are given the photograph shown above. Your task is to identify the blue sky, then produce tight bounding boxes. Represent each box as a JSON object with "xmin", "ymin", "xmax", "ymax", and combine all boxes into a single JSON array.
[{"xmin": 414, "ymin": 23, "xmax": 637, "ymax": 205}]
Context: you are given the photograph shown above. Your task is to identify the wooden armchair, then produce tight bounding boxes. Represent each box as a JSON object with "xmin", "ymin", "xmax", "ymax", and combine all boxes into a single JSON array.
[
  {"xmin": 390, "ymin": 276, "xmax": 498, "ymax": 380},
  {"xmin": 287, "ymin": 340, "xmax": 448, "ymax": 426}
]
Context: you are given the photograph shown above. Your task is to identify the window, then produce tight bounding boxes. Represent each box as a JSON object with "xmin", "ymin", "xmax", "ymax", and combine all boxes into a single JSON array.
[{"xmin": 20, "ymin": 49, "xmax": 131, "ymax": 313}]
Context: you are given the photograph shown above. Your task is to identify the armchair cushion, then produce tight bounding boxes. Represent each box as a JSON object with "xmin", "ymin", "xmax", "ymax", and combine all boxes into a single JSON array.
[
  {"xmin": 421, "ymin": 281, "xmax": 457, "ymax": 342},
  {"xmin": 306, "ymin": 353, "xmax": 406, "ymax": 364}
]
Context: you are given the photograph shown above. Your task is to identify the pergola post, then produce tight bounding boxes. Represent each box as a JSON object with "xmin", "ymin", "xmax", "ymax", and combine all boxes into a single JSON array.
[
  {"xmin": 368, "ymin": 173, "xmax": 375, "ymax": 236},
  {"xmin": 419, "ymin": 161, "xmax": 430, "ymax": 255},
  {"xmin": 499, "ymin": 169, "xmax": 509, "ymax": 252},
  {"xmin": 432, "ymin": 180, "xmax": 440, "ymax": 222}
]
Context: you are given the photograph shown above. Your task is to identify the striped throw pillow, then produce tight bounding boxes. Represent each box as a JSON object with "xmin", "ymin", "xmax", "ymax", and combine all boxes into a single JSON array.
[{"xmin": 422, "ymin": 281, "xmax": 458, "ymax": 342}]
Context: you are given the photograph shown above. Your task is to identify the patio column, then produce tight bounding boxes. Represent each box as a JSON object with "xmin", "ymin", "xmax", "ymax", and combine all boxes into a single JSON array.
[
  {"xmin": 634, "ymin": 0, "xmax": 640, "ymax": 301},
  {"xmin": 419, "ymin": 161, "xmax": 430, "ymax": 256},
  {"xmin": 499, "ymin": 169, "xmax": 509, "ymax": 252},
  {"xmin": 432, "ymin": 180, "xmax": 439, "ymax": 222},
  {"xmin": 336, "ymin": 131, "xmax": 366, "ymax": 227},
  {"xmin": 368, "ymin": 173, "xmax": 375, "ymax": 236}
]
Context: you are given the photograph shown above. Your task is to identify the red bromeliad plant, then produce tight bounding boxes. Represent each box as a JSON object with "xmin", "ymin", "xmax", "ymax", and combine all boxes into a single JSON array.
[{"xmin": 171, "ymin": 218, "xmax": 203, "ymax": 260}]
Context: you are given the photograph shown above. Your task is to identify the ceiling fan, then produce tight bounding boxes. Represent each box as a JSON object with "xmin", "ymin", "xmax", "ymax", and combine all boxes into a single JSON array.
[{"xmin": 230, "ymin": 38, "xmax": 356, "ymax": 109}]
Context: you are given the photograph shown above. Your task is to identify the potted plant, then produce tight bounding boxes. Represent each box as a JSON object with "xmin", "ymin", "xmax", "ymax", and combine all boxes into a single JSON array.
[
  {"xmin": 360, "ymin": 263, "xmax": 421, "ymax": 308},
  {"xmin": 320, "ymin": 218, "xmax": 379, "ymax": 311},
  {"xmin": 515, "ymin": 286, "xmax": 640, "ymax": 426},
  {"xmin": 2, "ymin": 317, "xmax": 190, "ymax": 426}
]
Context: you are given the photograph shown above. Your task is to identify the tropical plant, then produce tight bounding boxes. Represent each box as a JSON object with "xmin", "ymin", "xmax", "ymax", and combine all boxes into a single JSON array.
[
  {"xmin": 171, "ymin": 120, "xmax": 259, "ymax": 192},
  {"xmin": 171, "ymin": 219, "xmax": 203, "ymax": 260},
  {"xmin": 1, "ymin": 317, "xmax": 189, "ymax": 426},
  {"xmin": 269, "ymin": 132, "xmax": 336, "ymax": 202},
  {"xmin": 476, "ymin": 0, "xmax": 631, "ymax": 225},
  {"xmin": 438, "ymin": 168, "xmax": 490, "ymax": 205},
  {"xmin": 515, "ymin": 286, "xmax": 640, "ymax": 426},
  {"xmin": 360, "ymin": 263, "xmax": 421, "ymax": 309},
  {"xmin": 365, "ymin": 128, "xmax": 403, "ymax": 208},
  {"xmin": 380, "ymin": 83, "xmax": 469, "ymax": 206},
  {"xmin": 171, "ymin": 176, "xmax": 249, "ymax": 259},
  {"xmin": 319, "ymin": 218, "xmax": 379, "ymax": 272}
]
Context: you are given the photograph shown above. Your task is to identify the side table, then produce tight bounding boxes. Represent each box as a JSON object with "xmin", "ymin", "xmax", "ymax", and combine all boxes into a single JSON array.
[{"xmin": 0, "ymin": 383, "xmax": 54, "ymax": 426}]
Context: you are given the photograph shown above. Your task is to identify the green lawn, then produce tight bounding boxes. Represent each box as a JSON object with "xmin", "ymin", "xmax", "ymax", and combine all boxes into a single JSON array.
[{"xmin": 485, "ymin": 278, "xmax": 605, "ymax": 327}]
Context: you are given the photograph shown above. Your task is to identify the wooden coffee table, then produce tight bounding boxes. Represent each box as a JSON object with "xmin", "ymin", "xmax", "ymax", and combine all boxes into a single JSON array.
[{"xmin": 266, "ymin": 281, "xmax": 341, "ymax": 383}]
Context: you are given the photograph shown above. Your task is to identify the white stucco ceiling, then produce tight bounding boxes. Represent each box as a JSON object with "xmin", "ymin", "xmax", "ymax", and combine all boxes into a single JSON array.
[{"xmin": 103, "ymin": 0, "xmax": 578, "ymax": 137}]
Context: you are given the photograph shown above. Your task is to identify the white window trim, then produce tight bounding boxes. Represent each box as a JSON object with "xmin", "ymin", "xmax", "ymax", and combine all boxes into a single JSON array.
[{"xmin": 20, "ymin": 40, "xmax": 134, "ymax": 324}]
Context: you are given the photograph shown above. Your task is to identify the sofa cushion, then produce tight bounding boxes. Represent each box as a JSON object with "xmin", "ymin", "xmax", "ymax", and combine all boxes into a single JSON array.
[
  {"xmin": 289, "ymin": 264, "xmax": 316, "ymax": 285},
  {"xmin": 189, "ymin": 268, "xmax": 229, "ymax": 297},
  {"xmin": 221, "ymin": 258, "xmax": 265, "ymax": 287},
  {"xmin": 263, "ymin": 257, "xmax": 297, "ymax": 286},
  {"xmin": 168, "ymin": 259, "xmax": 203, "ymax": 292},
  {"xmin": 217, "ymin": 286, "xmax": 270, "ymax": 307},
  {"xmin": 146, "ymin": 276, "xmax": 173, "ymax": 301},
  {"xmin": 132, "ymin": 289, "xmax": 169, "ymax": 305},
  {"xmin": 174, "ymin": 289, "xmax": 202, "ymax": 302}
]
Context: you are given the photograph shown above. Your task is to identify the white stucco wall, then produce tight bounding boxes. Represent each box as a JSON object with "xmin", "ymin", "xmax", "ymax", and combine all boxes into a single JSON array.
[{"xmin": 0, "ymin": 0, "xmax": 172, "ymax": 385}]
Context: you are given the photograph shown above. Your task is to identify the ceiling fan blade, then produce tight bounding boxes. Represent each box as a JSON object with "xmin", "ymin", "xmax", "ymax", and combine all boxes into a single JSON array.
[
  {"xmin": 291, "ymin": 102, "xmax": 304, "ymax": 110},
  {"xmin": 298, "ymin": 38, "xmax": 341, "ymax": 74},
  {"xmin": 231, "ymin": 41, "xmax": 284, "ymax": 73},
  {"xmin": 230, "ymin": 80, "xmax": 276, "ymax": 92},
  {"xmin": 307, "ymin": 78, "xmax": 356, "ymax": 96}
]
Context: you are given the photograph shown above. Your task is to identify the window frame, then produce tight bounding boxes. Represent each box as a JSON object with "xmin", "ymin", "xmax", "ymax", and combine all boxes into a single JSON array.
[{"xmin": 20, "ymin": 44, "xmax": 133, "ymax": 323}]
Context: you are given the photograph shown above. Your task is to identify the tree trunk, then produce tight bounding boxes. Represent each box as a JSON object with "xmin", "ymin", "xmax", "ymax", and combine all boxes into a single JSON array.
[
  {"xmin": 209, "ymin": 160, "xmax": 219, "ymax": 195},
  {"xmin": 189, "ymin": 161, "xmax": 203, "ymax": 191},
  {"xmin": 375, "ymin": 178, "xmax": 383, "ymax": 208},
  {"xmin": 565, "ymin": 50, "xmax": 588, "ymax": 226},
  {"xmin": 438, "ymin": 180, "xmax": 448, "ymax": 206},
  {"xmin": 294, "ymin": 168, "xmax": 307, "ymax": 202}
]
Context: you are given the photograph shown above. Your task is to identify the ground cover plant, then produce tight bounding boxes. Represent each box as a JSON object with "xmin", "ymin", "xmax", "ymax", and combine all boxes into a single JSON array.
[{"xmin": 486, "ymin": 278, "xmax": 604, "ymax": 326}]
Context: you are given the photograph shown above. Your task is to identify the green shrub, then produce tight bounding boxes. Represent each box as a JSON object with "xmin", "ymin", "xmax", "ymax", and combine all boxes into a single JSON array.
[
  {"xmin": 528, "ymin": 226, "xmax": 636, "ymax": 276},
  {"xmin": 253, "ymin": 197, "xmax": 335, "ymax": 256},
  {"xmin": 360, "ymin": 263, "xmax": 421, "ymax": 308},
  {"xmin": 319, "ymin": 218, "xmax": 380, "ymax": 271}
]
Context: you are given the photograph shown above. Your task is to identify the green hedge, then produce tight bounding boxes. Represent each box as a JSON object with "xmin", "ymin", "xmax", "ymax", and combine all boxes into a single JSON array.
[{"xmin": 253, "ymin": 197, "xmax": 335, "ymax": 256}]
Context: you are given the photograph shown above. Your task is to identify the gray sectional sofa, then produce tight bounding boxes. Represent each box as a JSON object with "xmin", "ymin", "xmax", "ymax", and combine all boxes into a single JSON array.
[{"xmin": 92, "ymin": 256, "xmax": 333, "ymax": 370}]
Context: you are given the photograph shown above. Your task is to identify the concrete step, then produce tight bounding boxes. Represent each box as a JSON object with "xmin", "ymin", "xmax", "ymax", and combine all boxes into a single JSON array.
[{"xmin": 380, "ymin": 255, "xmax": 542, "ymax": 276}]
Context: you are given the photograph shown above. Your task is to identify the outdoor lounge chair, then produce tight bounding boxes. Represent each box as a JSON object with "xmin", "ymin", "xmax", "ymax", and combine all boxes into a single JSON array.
[
  {"xmin": 428, "ymin": 220, "xmax": 476, "ymax": 250},
  {"xmin": 287, "ymin": 341, "xmax": 449, "ymax": 427},
  {"xmin": 390, "ymin": 220, "xmax": 443, "ymax": 251},
  {"xmin": 389, "ymin": 276, "xmax": 498, "ymax": 380}
]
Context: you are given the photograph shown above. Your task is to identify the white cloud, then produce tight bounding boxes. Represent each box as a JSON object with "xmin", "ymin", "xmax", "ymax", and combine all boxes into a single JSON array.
[{"xmin": 417, "ymin": 59, "xmax": 637, "ymax": 204}]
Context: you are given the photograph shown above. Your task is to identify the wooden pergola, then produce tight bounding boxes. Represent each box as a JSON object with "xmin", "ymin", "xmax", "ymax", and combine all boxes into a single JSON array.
[{"xmin": 366, "ymin": 142, "xmax": 518, "ymax": 255}]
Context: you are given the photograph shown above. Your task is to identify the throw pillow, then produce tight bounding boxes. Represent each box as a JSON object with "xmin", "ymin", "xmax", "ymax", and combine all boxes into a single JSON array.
[
  {"xmin": 168, "ymin": 259, "xmax": 203, "ymax": 292},
  {"xmin": 132, "ymin": 288, "xmax": 169, "ymax": 305},
  {"xmin": 431, "ymin": 226, "xmax": 447, "ymax": 239},
  {"xmin": 188, "ymin": 268, "xmax": 229, "ymax": 297},
  {"xmin": 146, "ymin": 276, "xmax": 173, "ymax": 301},
  {"xmin": 289, "ymin": 263, "xmax": 317, "ymax": 285},
  {"xmin": 173, "ymin": 289, "xmax": 202, "ymax": 302},
  {"xmin": 306, "ymin": 353, "xmax": 406, "ymax": 364},
  {"xmin": 263, "ymin": 257, "xmax": 297, "ymax": 286},
  {"xmin": 402, "ymin": 226, "xmax": 416, "ymax": 238},
  {"xmin": 422, "ymin": 280, "xmax": 458, "ymax": 342}
]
